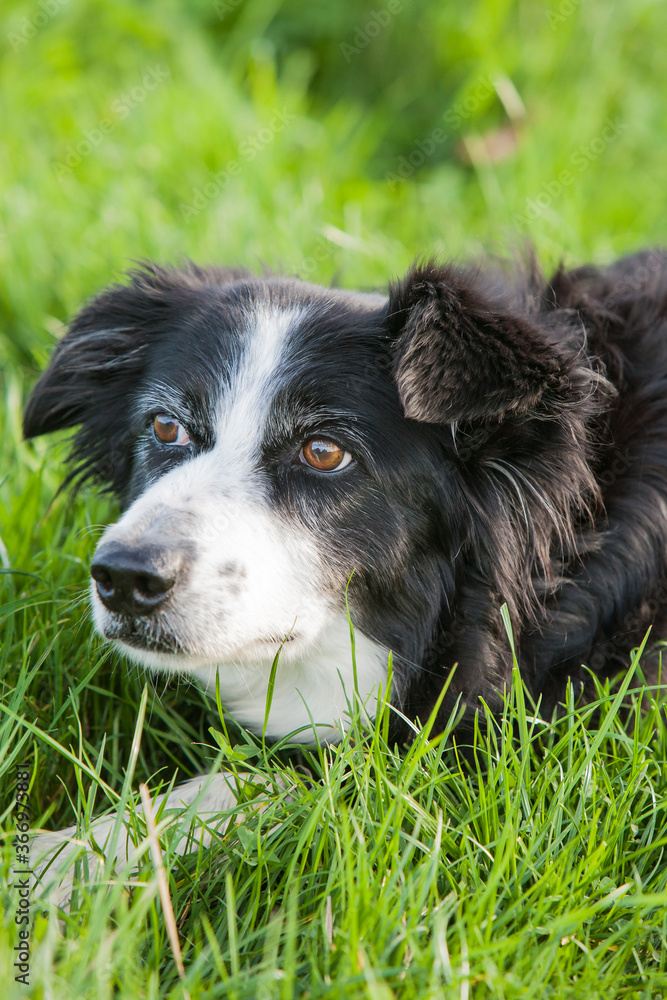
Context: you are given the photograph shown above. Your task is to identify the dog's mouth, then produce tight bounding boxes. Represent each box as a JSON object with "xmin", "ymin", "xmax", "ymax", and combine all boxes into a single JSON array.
[
  {"xmin": 102, "ymin": 616, "xmax": 184, "ymax": 655},
  {"xmin": 101, "ymin": 613, "xmax": 299, "ymax": 660}
]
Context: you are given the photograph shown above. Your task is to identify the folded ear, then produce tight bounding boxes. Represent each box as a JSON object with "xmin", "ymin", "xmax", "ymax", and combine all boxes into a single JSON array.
[
  {"xmin": 23, "ymin": 263, "xmax": 198, "ymax": 493},
  {"xmin": 387, "ymin": 262, "xmax": 569, "ymax": 424}
]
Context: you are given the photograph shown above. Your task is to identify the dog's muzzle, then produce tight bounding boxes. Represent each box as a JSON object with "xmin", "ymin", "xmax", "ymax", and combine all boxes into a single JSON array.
[{"xmin": 91, "ymin": 542, "xmax": 183, "ymax": 616}]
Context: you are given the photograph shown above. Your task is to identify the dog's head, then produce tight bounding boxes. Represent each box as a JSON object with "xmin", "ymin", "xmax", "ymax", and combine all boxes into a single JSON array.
[{"xmin": 24, "ymin": 261, "xmax": 603, "ymax": 739}]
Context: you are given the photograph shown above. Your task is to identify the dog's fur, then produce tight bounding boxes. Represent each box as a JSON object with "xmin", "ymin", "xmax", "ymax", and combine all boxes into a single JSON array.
[{"xmin": 25, "ymin": 250, "xmax": 667, "ymax": 893}]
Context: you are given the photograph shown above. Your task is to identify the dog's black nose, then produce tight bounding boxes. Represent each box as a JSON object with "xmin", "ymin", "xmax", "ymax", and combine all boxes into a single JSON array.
[{"xmin": 91, "ymin": 543, "xmax": 180, "ymax": 615}]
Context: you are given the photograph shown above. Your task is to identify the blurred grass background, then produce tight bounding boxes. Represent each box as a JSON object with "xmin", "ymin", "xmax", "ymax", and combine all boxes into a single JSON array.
[
  {"xmin": 2, "ymin": 2, "xmax": 667, "ymax": 996},
  {"xmin": 2, "ymin": 0, "xmax": 667, "ymax": 378}
]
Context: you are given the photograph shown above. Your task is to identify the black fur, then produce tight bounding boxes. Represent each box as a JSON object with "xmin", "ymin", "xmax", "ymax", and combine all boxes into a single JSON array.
[{"xmin": 24, "ymin": 251, "xmax": 667, "ymax": 739}]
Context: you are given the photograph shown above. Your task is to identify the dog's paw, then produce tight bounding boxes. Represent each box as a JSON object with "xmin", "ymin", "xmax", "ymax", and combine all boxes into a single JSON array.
[{"xmin": 31, "ymin": 771, "xmax": 250, "ymax": 909}]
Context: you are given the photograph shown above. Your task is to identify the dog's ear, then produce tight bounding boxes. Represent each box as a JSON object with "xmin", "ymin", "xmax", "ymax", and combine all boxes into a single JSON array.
[
  {"xmin": 23, "ymin": 264, "xmax": 193, "ymax": 493},
  {"xmin": 387, "ymin": 262, "xmax": 568, "ymax": 424}
]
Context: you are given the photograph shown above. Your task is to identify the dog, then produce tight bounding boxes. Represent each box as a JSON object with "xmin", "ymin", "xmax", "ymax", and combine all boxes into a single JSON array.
[{"xmin": 24, "ymin": 249, "xmax": 667, "ymax": 899}]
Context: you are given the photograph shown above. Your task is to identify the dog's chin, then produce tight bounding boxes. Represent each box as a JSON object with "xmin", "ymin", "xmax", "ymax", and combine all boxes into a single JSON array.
[{"xmin": 99, "ymin": 617, "xmax": 184, "ymax": 655}]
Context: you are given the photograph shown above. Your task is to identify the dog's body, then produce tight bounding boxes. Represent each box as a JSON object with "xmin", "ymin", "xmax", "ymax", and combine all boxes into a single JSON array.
[{"xmin": 25, "ymin": 250, "xmax": 667, "ymax": 893}]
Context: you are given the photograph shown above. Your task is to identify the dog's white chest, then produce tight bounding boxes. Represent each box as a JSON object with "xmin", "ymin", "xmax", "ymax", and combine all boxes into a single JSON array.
[{"xmin": 192, "ymin": 616, "xmax": 390, "ymax": 742}]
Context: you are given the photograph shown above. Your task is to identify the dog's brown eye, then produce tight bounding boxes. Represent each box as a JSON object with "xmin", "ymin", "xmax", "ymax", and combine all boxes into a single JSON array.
[
  {"xmin": 153, "ymin": 414, "xmax": 190, "ymax": 447},
  {"xmin": 300, "ymin": 438, "xmax": 352, "ymax": 472}
]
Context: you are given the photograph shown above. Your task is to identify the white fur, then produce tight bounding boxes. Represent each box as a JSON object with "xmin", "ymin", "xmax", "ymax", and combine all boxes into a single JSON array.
[
  {"xmin": 214, "ymin": 304, "xmax": 301, "ymax": 480},
  {"xmin": 190, "ymin": 614, "xmax": 387, "ymax": 740}
]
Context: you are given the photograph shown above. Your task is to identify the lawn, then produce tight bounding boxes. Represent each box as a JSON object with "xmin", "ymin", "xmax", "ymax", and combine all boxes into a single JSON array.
[{"xmin": 1, "ymin": 0, "xmax": 667, "ymax": 996}]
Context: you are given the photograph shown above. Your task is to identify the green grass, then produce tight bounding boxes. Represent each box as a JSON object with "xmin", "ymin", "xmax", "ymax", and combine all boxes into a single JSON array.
[{"xmin": 2, "ymin": 0, "xmax": 667, "ymax": 995}]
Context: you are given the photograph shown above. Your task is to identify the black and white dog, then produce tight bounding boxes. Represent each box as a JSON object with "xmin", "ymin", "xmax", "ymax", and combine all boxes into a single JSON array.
[{"xmin": 25, "ymin": 251, "xmax": 667, "ymax": 893}]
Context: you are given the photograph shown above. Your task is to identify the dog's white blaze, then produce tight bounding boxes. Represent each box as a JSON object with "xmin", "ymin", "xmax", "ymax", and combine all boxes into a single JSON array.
[
  {"xmin": 92, "ymin": 303, "xmax": 389, "ymax": 741},
  {"xmin": 214, "ymin": 304, "xmax": 301, "ymax": 480}
]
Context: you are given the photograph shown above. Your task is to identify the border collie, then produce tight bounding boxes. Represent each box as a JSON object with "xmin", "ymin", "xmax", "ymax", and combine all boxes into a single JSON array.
[{"xmin": 25, "ymin": 250, "xmax": 667, "ymax": 896}]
